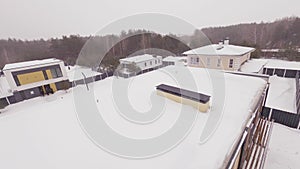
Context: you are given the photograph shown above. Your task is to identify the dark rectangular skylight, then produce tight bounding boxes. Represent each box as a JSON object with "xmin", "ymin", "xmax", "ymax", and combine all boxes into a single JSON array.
[{"xmin": 156, "ymin": 84, "xmax": 210, "ymax": 103}]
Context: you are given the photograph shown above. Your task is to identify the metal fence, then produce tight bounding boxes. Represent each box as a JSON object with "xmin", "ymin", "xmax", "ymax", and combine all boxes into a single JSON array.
[
  {"xmin": 262, "ymin": 107, "xmax": 300, "ymax": 129},
  {"xmin": 71, "ymin": 71, "xmax": 114, "ymax": 87},
  {"xmin": 296, "ymin": 72, "xmax": 300, "ymax": 115}
]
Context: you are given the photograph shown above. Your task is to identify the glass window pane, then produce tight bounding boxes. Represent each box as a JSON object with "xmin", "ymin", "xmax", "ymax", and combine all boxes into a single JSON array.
[
  {"xmin": 285, "ymin": 70, "xmax": 297, "ymax": 78},
  {"xmin": 266, "ymin": 68, "xmax": 274, "ymax": 76},
  {"xmin": 274, "ymin": 69, "xmax": 284, "ymax": 77},
  {"xmin": 50, "ymin": 68, "xmax": 58, "ymax": 78},
  {"xmin": 56, "ymin": 68, "xmax": 62, "ymax": 77}
]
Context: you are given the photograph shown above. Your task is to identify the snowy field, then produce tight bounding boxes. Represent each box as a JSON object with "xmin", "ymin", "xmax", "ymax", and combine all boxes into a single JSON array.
[
  {"xmin": 265, "ymin": 76, "xmax": 297, "ymax": 113},
  {"xmin": 264, "ymin": 123, "xmax": 300, "ymax": 169},
  {"xmin": 0, "ymin": 66, "xmax": 266, "ymax": 169},
  {"xmin": 66, "ymin": 65, "xmax": 101, "ymax": 81}
]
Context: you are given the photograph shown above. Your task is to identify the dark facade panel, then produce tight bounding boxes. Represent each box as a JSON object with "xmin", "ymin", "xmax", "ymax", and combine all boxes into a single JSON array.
[
  {"xmin": 101, "ymin": 73, "xmax": 107, "ymax": 79},
  {"xmin": 7, "ymin": 96, "xmax": 17, "ymax": 104},
  {"xmin": 13, "ymin": 91, "xmax": 25, "ymax": 102},
  {"xmin": 156, "ymin": 84, "xmax": 210, "ymax": 103},
  {"xmin": 55, "ymin": 80, "xmax": 72, "ymax": 90},
  {"xmin": 0, "ymin": 98, "xmax": 9, "ymax": 109},
  {"xmin": 12, "ymin": 64, "xmax": 62, "ymax": 86},
  {"xmin": 22, "ymin": 87, "xmax": 42, "ymax": 99},
  {"xmin": 85, "ymin": 77, "xmax": 94, "ymax": 84},
  {"xmin": 261, "ymin": 107, "xmax": 271, "ymax": 118},
  {"xmin": 94, "ymin": 75, "xmax": 101, "ymax": 81},
  {"xmin": 75, "ymin": 79, "xmax": 84, "ymax": 85},
  {"xmin": 11, "ymin": 64, "xmax": 61, "ymax": 76},
  {"xmin": 107, "ymin": 71, "xmax": 114, "ymax": 77},
  {"xmin": 271, "ymin": 109, "xmax": 300, "ymax": 128}
]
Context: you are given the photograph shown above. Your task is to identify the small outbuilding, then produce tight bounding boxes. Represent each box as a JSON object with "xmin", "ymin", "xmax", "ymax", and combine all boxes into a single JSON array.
[{"xmin": 117, "ymin": 54, "xmax": 162, "ymax": 78}]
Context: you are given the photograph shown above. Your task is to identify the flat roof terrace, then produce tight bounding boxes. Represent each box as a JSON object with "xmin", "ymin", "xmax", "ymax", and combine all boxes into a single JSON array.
[{"xmin": 0, "ymin": 66, "xmax": 267, "ymax": 169}]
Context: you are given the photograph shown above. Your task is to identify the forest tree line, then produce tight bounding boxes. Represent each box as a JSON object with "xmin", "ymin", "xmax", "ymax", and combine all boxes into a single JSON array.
[{"xmin": 1, "ymin": 17, "xmax": 300, "ymax": 69}]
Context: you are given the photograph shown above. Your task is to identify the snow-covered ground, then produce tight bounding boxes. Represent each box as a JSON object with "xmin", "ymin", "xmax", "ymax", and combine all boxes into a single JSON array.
[
  {"xmin": 0, "ymin": 75, "xmax": 12, "ymax": 98},
  {"xmin": 0, "ymin": 66, "xmax": 267, "ymax": 169},
  {"xmin": 66, "ymin": 65, "xmax": 101, "ymax": 81},
  {"xmin": 264, "ymin": 123, "xmax": 300, "ymax": 169},
  {"xmin": 265, "ymin": 76, "xmax": 297, "ymax": 113}
]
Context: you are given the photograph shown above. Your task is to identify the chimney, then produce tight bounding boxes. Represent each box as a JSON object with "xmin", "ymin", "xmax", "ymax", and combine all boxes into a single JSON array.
[
  {"xmin": 224, "ymin": 37, "xmax": 230, "ymax": 45},
  {"xmin": 217, "ymin": 40, "xmax": 224, "ymax": 49}
]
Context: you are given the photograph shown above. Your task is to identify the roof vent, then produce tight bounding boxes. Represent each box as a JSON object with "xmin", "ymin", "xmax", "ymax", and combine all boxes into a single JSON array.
[{"xmin": 217, "ymin": 40, "xmax": 224, "ymax": 50}]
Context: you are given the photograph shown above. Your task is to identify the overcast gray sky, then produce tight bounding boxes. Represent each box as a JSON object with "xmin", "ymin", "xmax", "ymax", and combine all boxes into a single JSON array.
[{"xmin": 0, "ymin": 0, "xmax": 299, "ymax": 40}]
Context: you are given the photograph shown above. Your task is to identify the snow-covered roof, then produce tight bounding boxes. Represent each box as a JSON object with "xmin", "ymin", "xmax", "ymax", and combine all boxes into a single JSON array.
[
  {"xmin": 240, "ymin": 59, "xmax": 269, "ymax": 73},
  {"xmin": 119, "ymin": 54, "xmax": 157, "ymax": 63},
  {"xmin": 0, "ymin": 76, "xmax": 12, "ymax": 98},
  {"xmin": 261, "ymin": 49, "xmax": 281, "ymax": 52},
  {"xmin": 264, "ymin": 59, "xmax": 300, "ymax": 70},
  {"xmin": 240, "ymin": 59, "xmax": 300, "ymax": 73},
  {"xmin": 264, "ymin": 124, "xmax": 300, "ymax": 169},
  {"xmin": 163, "ymin": 56, "xmax": 187, "ymax": 62},
  {"xmin": 261, "ymin": 48, "xmax": 300, "ymax": 53},
  {"xmin": 0, "ymin": 67, "xmax": 267, "ymax": 169},
  {"xmin": 265, "ymin": 76, "xmax": 297, "ymax": 113},
  {"xmin": 183, "ymin": 44, "xmax": 255, "ymax": 56},
  {"xmin": 3, "ymin": 58, "xmax": 62, "ymax": 70}
]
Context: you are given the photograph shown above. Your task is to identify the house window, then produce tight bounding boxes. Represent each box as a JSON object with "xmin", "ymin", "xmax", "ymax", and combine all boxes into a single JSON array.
[
  {"xmin": 56, "ymin": 68, "xmax": 62, "ymax": 77},
  {"xmin": 50, "ymin": 67, "xmax": 63, "ymax": 78},
  {"xmin": 207, "ymin": 58, "xmax": 211, "ymax": 66},
  {"xmin": 229, "ymin": 59, "xmax": 233, "ymax": 68},
  {"xmin": 155, "ymin": 60, "xmax": 157, "ymax": 64},
  {"xmin": 144, "ymin": 62, "xmax": 147, "ymax": 67},
  {"xmin": 150, "ymin": 61, "xmax": 152, "ymax": 65},
  {"xmin": 217, "ymin": 58, "xmax": 221, "ymax": 67},
  {"xmin": 50, "ymin": 68, "xmax": 57, "ymax": 78},
  {"xmin": 190, "ymin": 57, "xmax": 200, "ymax": 65},
  {"xmin": 266, "ymin": 68, "xmax": 274, "ymax": 76}
]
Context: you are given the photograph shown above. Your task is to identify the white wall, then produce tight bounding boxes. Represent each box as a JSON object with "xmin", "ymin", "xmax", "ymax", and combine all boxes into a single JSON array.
[
  {"xmin": 187, "ymin": 53, "xmax": 251, "ymax": 71},
  {"xmin": 135, "ymin": 57, "xmax": 162, "ymax": 71}
]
